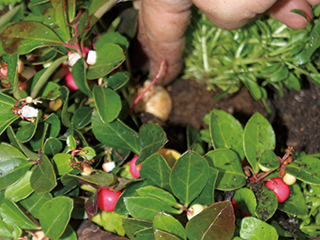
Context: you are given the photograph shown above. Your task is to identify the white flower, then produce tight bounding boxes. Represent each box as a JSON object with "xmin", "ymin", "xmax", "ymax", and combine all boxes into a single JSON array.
[
  {"xmin": 68, "ymin": 52, "xmax": 81, "ymax": 67},
  {"xmin": 86, "ymin": 50, "xmax": 97, "ymax": 65},
  {"xmin": 21, "ymin": 105, "xmax": 38, "ymax": 118},
  {"xmin": 102, "ymin": 162, "xmax": 116, "ymax": 173}
]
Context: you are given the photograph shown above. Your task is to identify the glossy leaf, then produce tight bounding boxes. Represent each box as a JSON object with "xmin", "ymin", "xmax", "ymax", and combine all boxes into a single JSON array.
[
  {"xmin": 30, "ymin": 154, "xmax": 57, "ymax": 193},
  {"xmin": 154, "ymin": 229, "xmax": 181, "ymax": 240},
  {"xmin": 96, "ymin": 32, "xmax": 129, "ymax": 52},
  {"xmin": 53, "ymin": 153, "xmax": 73, "ymax": 175},
  {"xmin": 136, "ymin": 186, "xmax": 180, "ymax": 207},
  {"xmin": 170, "ymin": 151, "xmax": 209, "ymax": 205},
  {"xmin": 153, "ymin": 212, "xmax": 186, "ymax": 240},
  {"xmin": 194, "ymin": 167, "xmax": 218, "ymax": 205},
  {"xmin": 92, "ymin": 111, "xmax": 140, "ymax": 154},
  {"xmin": 68, "ymin": 172, "xmax": 113, "ymax": 186},
  {"xmin": 1, "ymin": 21, "xmax": 64, "ymax": 54},
  {"xmin": 107, "ymin": 71, "xmax": 130, "ymax": 90},
  {"xmin": 140, "ymin": 154, "xmax": 172, "ymax": 192},
  {"xmin": 0, "ymin": 143, "xmax": 32, "ymax": 190},
  {"xmin": 44, "ymin": 113, "xmax": 61, "ymax": 138},
  {"xmin": 124, "ymin": 197, "xmax": 179, "ymax": 221},
  {"xmin": 122, "ymin": 218, "xmax": 154, "ymax": 240},
  {"xmin": 185, "ymin": 201, "xmax": 235, "ymax": 240},
  {"xmin": 18, "ymin": 192, "xmax": 52, "ymax": 219},
  {"xmin": 68, "ymin": 12, "xmax": 90, "ymax": 44},
  {"xmin": 39, "ymin": 196, "xmax": 73, "ymax": 240},
  {"xmin": 205, "ymin": 149, "xmax": 246, "ymax": 190},
  {"xmin": 67, "ymin": 135, "xmax": 77, "ymax": 150},
  {"xmin": 87, "ymin": 43, "xmax": 125, "ymax": 79},
  {"xmin": 0, "ymin": 220, "xmax": 14, "ymax": 238},
  {"xmin": 234, "ymin": 188, "xmax": 257, "ymax": 216},
  {"xmin": 7, "ymin": 53, "xmax": 20, "ymax": 99},
  {"xmin": 72, "ymin": 58, "xmax": 92, "ymax": 97},
  {"xmin": 136, "ymin": 124, "xmax": 168, "ymax": 165},
  {"xmin": 5, "ymin": 171, "xmax": 34, "ymax": 202},
  {"xmin": 91, "ymin": 211, "xmax": 126, "ymax": 236},
  {"xmin": 71, "ymin": 107, "xmax": 93, "ymax": 129},
  {"xmin": 59, "ymin": 86, "xmax": 71, "ymax": 127},
  {"xmin": 43, "ymin": 138, "xmax": 63, "ymax": 156},
  {"xmin": 240, "ymin": 217, "xmax": 278, "ymax": 240},
  {"xmin": 51, "ymin": 0, "xmax": 70, "ymax": 43},
  {"xmin": 255, "ymin": 186, "xmax": 278, "ymax": 221},
  {"xmin": 93, "ymin": 85, "xmax": 121, "ymax": 123},
  {"xmin": 285, "ymin": 157, "xmax": 320, "ymax": 184},
  {"xmin": 16, "ymin": 111, "xmax": 40, "ymax": 143},
  {"xmin": 209, "ymin": 109, "xmax": 244, "ymax": 159},
  {"xmin": 243, "ymin": 113, "xmax": 275, "ymax": 173},
  {"xmin": 59, "ymin": 224, "xmax": 77, "ymax": 240},
  {"xmin": 278, "ymin": 184, "xmax": 308, "ymax": 217},
  {"xmin": 0, "ymin": 92, "xmax": 19, "ymax": 135},
  {"xmin": 41, "ymin": 82, "xmax": 60, "ymax": 100},
  {"xmin": 0, "ymin": 198, "xmax": 39, "ymax": 230},
  {"xmin": 115, "ymin": 180, "xmax": 150, "ymax": 216},
  {"xmin": 258, "ymin": 150, "xmax": 280, "ymax": 171}
]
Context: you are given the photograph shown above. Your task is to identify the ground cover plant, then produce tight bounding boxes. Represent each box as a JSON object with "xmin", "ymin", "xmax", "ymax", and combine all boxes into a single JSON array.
[{"xmin": 0, "ymin": 1, "xmax": 320, "ymax": 240}]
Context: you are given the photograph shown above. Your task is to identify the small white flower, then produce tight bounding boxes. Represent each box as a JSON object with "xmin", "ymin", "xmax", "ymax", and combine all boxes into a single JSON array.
[
  {"xmin": 102, "ymin": 162, "xmax": 116, "ymax": 173},
  {"xmin": 21, "ymin": 105, "xmax": 38, "ymax": 118},
  {"xmin": 68, "ymin": 52, "xmax": 81, "ymax": 67},
  {"xmin": 86, "ymin": 50, "xmax": 97, "ymax": 65}
]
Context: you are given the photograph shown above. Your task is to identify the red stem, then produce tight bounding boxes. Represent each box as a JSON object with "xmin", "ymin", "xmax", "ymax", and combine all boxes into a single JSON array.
[{"xmin": 130, "ymin": 59, "xmax": 165, "ymax": 114}]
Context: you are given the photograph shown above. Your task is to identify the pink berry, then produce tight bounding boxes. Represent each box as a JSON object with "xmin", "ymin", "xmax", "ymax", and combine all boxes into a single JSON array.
[
  {"xmin": 265, "ymin": 178, "xmax": 290, "ymax": 203},
  {"xmin": 65, "ymin": 71, "xmax": 78, "ymax": 91},
  {"xmin": 129, "ymin": 155, "xmax": 141, "ymax": 178},
  {"xmin": 97, "ymin": 188, "xmax": 121, "ymax": 212}
]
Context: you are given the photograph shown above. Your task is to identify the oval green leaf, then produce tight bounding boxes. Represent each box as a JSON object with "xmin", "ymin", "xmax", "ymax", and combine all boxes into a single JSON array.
[
  {"xmin": 243, "ymin": 113, "xmax": 275, "ymax": 173},
  {"xmin": 234, "ymin": 188, "xmax": 257, "ymax": 216},
  {"xmin": 170, "ymin": 151, "xmax": 209, "ymax": 205},
  {"xmin": 153, "ymin": 212, "xmax": 186, "ymax": 240},
  {"xmin": 5, "ymin": 171, "xmax": 34, "ymax": 202},
  {"xmin": 258, "ymin": 150, "xmax": 280, "ymax": 171},
  {"xmin": 71, "ymin": 107, "xmax": 93, "ymax": 129},
  {"xmin": 240, "ymin": 217, "xmax": 278, "ymax": 240},
  {"xmin": 0, "ymin": 92, "xmax": 20, "ymax": 135},
  {"xmin": 39, "ymin": 196, "xmax": 73, "ymax": 240},
  {"xmin": 53, "ymin": 153, "xmax": 73, "ymax": 175},
  {"xmin": 43, "ymin": 138, "xmax": 63, "ymax": 156},
  {"xmin": 72, "ymin": 58, "xmax": 92, "ymax": 97},
  {"xmin": 255, "ymin": 186, "xmax": 278, "ymax": 221}
]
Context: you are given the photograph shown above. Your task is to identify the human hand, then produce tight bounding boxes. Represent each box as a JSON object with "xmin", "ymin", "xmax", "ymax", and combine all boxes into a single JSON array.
[{"xmin": 133, "ymin": 0, "xmax": 320, "ymax": 85}]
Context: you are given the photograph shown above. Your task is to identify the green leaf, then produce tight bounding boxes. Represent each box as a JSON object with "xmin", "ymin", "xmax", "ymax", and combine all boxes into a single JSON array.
[
  {"xmin": 96, "ymin": 32, "xmax": 129, "ymax": 52},
  {"xmin": 0, "ymin": 198, "xmax": 39, "ymax": 230},
  {"xmin": 16, "ymin": 111, "xmax": 41, "ymax": 143},
  {"xmin": 44, "ymin": 113, "xmax": 61, "ymax": 138},
  {"xmin": 18, "ymin": 192, "xmax": 53, "ymax": 219},
  {"xmin": 209, "ymin": 109, "xmax": 244, "ymax": 160},
  {"xmin": 72, "ymin": 58, "xmax": 92, "ymax": 97},
  {"xmin": 68, "ymin": 172, "xmax": 113, "ymax": 186},
  {"xmin": 39, "ymin": 196, "xmax": 73, "ymax": 240},
  {"xmin": 136, "ymin": 186, "xmax": 180, "ymax": 208},
  {"xmin": 154, "ymin": 229, "xmax": 181, "ymax": 240},
  {"xmin": 122, "ymin": 218, "xmax": 154, "ymax": 240},
  {"xmin": 185, "ymin": 201, "xmax": 235, "ymax": 240},
  {"xmin": 234, "ymin": 188, "xmax": 257, "ymax": 216},
  {"xmin": 0, "ymin": 143, "xmax": 32, "ymax": 190},
  {"xmin": 51, "ymin": 0, "xmax": 70, "ymax": 43},
  {"xmin": 87, "ymin": 43, "xmax": 125, "ymax": 79},
  {"xmin": 258, "ymin": 150, "xmax": 280, "ymax": 171},
  {"xmin": 124, "ymin": 197, "xmax": 179, "ymax": 221},
  {"xmin": 0, "ymin": 220, "xmax": 14, "ymax": 238},
  {"xmin": 140, "ymin": 154, "xmax": 172, "ymax": 192},
  {"xmin": 43, "ymin": 138, "xmax": 63, "ymax": 156},
  {"xmin": 278, "ymin": 184, "xmax": 308, "ymax": 218},
  {"xmin": 31, "ymin": 55, "xmax": 68, "ymax": 98},
  {"xmin": 7, "ymin": 53, "xmax": 21, "ymax": 99},
  {"xmin": 53, "ymin": 153, "xmax": 73, "ymax": 175},
  {"xmin": 59, "ymin": 224, "xmax": 77, "ymax": 240},
  {"xmin": 91, "ymin": 211, "xmax": 126, "ymax": 236},
  {"xmin": 1, "ymin": 21, "xmax": 64, "ymax": 55},
  {"xmin": 41, "ymin": 82, "xmax": 60, "ymax": 100},
  {"xmin": 114, "ymin": 180, "xmax": 150, "ymax": 216},
  {"xmin": 71, "ymin": 107, "xmax": 93, "ymax": 129},
  {"xmin": 243, "ymin": 113, "xmax": 275, "ymax": 173},
  {"xmin": 92, "ymin": 111, "xmax": 140, "ymax": 154},
  {"xmin": 107, "ymin": 71, "xmax": 130, "ymax": 90},
  {"xmin": 66, "ymin": 135, "xmax": 77, "ymax": 150},
  {"xmin": 153, "ymin": 212, "xmax": 186, "ymax": 240},
  {"xmin": 93, "ymin": 85, "xmax": 121, "ymax": 123},
  {"xmin": 285, "ymin": 157, "xmax": 320, "ymax": 184},
  {"xmin": 254, "ymin": 186, "xmax": 277, "ymax": 221},
  {"xmin": 0, "ymin": 4, "xmax": 22, "ymax": 31},
  {"xmin": 30, "ymin": 154, "xmax": 57, "ymax": 193},
  {"xmin": 80, "ymin": 146, "xmax": 96, "ymax": 161},
  {"xmin": 59, "ymin": 86, "xmax": 71, "ymax": 127},
  {"xmin": 170, "ymin": 151, "xmax": 209, "ymax": 205},
  {"xmin": 0, "ymin": 93, "xmax": 20, "ymax": 135},
  {"xmin": 5, "ymin": 171, "xmax": 34, "ymax": 202},
  {"xmin": 136, "ymin": 124, "xmax": 168, "ymax": 165},
  {"xmin": 205, "ymin": 149, "xmax": 246, "ymax": 190},
  {"xmin": 240, "ymin": 217, "xmax": 278, "ymax": 240}
]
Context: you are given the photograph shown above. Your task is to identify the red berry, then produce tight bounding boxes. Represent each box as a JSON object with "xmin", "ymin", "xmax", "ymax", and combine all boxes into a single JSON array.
[
  {"xmin": 129, "ymin": 155, "xmax": 141, "ymax": 178},
  {"xmin": 265, "ymin": 178, "xmax": 290, "ymax": 203},
  {"xmin": 97, "ymin": 188, "xmax": 121, "ymax": 212},
  {"xmin": 65, "ymin": 71, "xmax": 78, "ymax": 91}
]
